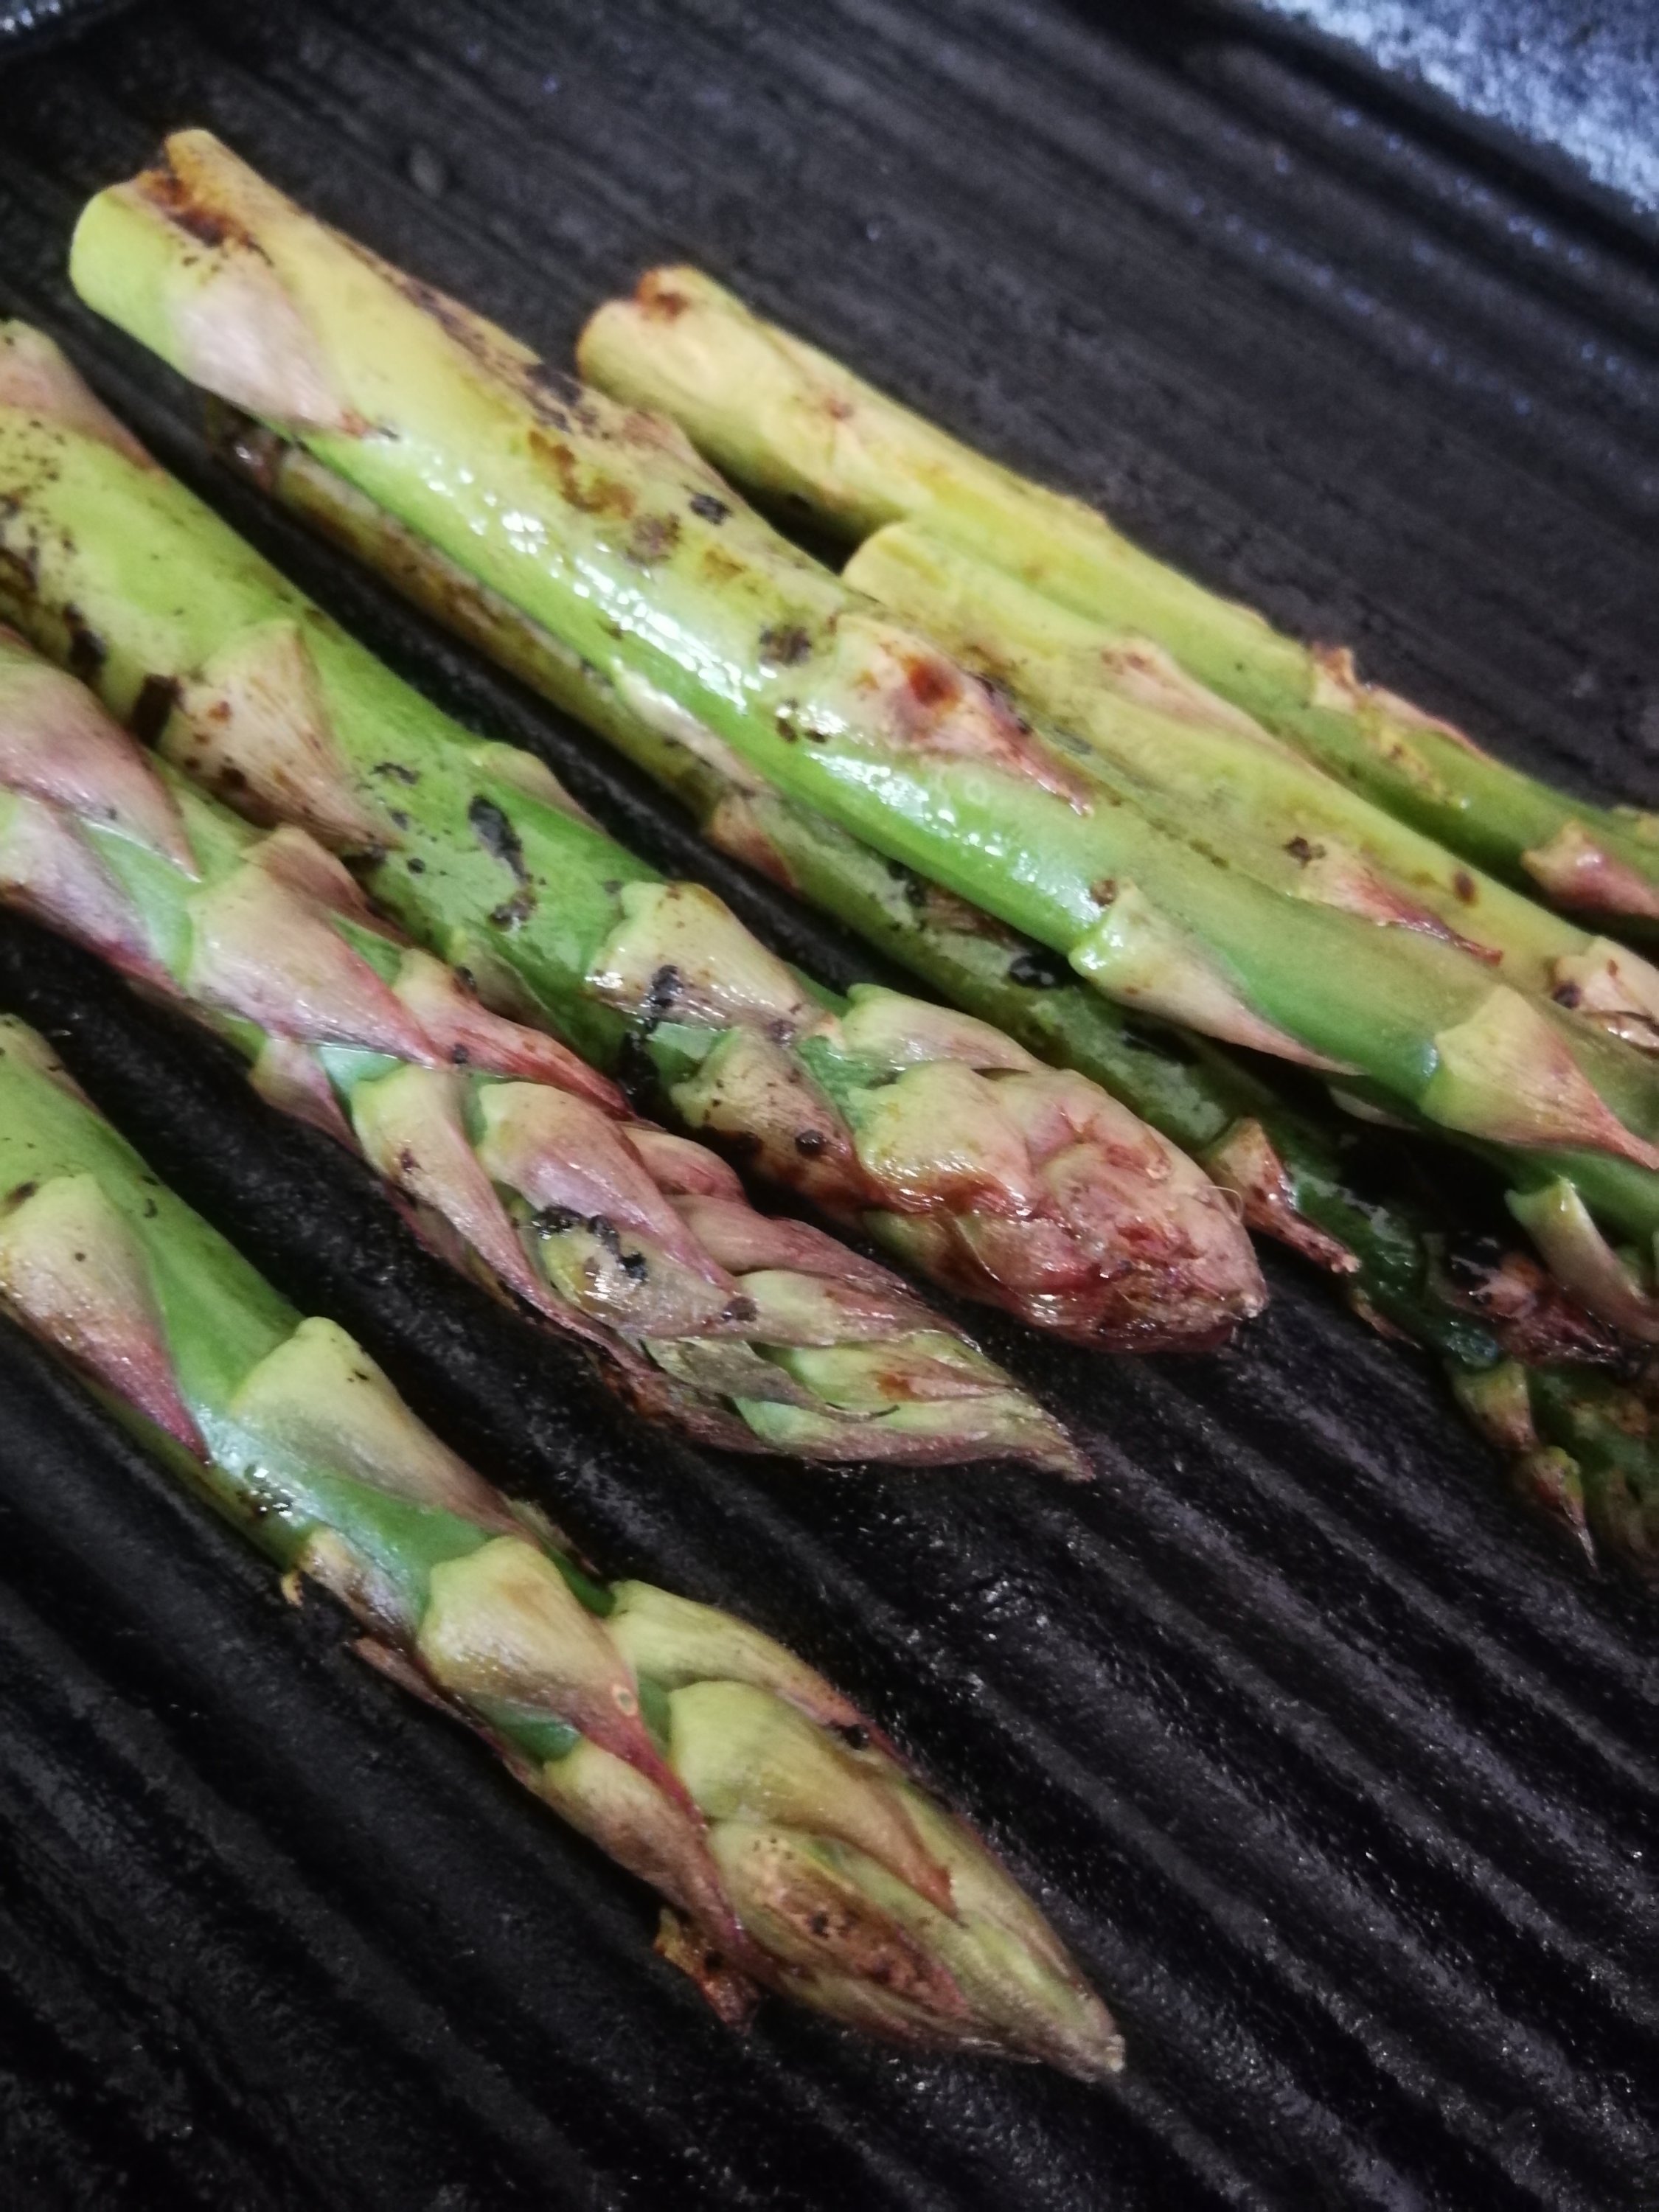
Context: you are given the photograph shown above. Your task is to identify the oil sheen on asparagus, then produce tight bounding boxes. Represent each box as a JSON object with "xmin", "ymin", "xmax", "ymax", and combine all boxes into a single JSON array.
[
  {"xmin": 0, "ymin": 1015, "xmax": 1121, "ymax": 2074},
  {"xmin": 208, "ymin": 406, "xmax": 1659, "ymax": 1578},
  {"xmin": 0, "ymin": 624, "xmax": 1077, "ymax": 1468},
  {"xmin": 66, "ymin": 134, "xmax": 1659, "ymax": 1360}
]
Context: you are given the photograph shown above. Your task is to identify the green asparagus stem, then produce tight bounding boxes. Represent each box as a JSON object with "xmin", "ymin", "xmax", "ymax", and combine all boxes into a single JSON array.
[
  {"xmin": 0, "ymin": 316, "xmax": 1265, "ymax": 1369},
  {"xmin": 0, "ymin": 1013, "xmax": 1123, "ymax": 2069},
  {"xmin": 66, "ymin": 134, "xmax": 1659, "ymax": 1348},
  {"xmin": 212, "ymin": 410, "xmax": 1659, "ymax": 1575},
  {"xmin": 847, "ymin": 524, "xmax": 1659, "ymax": 1049},
  {"xmin": 819, "ymin": 529, "xmax": 1659, "ymax": 1336},
  {"xmin": 0, "ymin": 629, "xmax": 1078, "ymax": 1468},
  {"xmin": 578, "ymin": 265, "xmax": 1659, "ymax": 932}
]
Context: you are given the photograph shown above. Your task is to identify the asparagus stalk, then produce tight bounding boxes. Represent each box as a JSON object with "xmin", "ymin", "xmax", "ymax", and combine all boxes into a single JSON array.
[
  {"xmin": 66, "ymin": 134, "xmax": 1659, "ymax": 1345},
  {"xmin": 0, "ymin": 630, "xmax": 1081, "ymax": 1469},
  {"xmin": 0, "ymin": 1012, "xmax": 1122, "ymax": 2071},
  {"xmin": 847, "ymin": 524, "xmax": 1659, "ymax": 1050},
  {"xmin": 578, "ymin": 266, "xmax": 1659, "ymax": 931},
  {"xmin": 208, "ymin": 411, "xmax": 1659, "ymax": 1575},
  {"xmin": 0, "ymin": 321, "xmax": 1265, "ymax": 1368}
]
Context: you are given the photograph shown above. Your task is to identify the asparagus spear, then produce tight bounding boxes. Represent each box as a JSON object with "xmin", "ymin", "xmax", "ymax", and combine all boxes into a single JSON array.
[
  {"xmin": 67, "ymin": 134, "xmax": 1659, "ymax": 1344},
  {"xmin": 0, "ymin": 629, "xmax": 1081, "ymax": 1469},
  {"xmin": 0, "ymin": 322, "xmax": 1264, "ymax": 1368},
  {"xmin": 206, "ymin": 411, "xmax": 1659, "ymax": 1575},
  {"xmin": 578, "ymin": 265, "xmax": 1659, "ymax": 932},
  {"xmin": 847, "ymin": 524, "xmax": 1659, "ymax": 1049},
  {"xmin": 0, "ymin": 1012, "xmax": 1122, "ymax": 2071}
]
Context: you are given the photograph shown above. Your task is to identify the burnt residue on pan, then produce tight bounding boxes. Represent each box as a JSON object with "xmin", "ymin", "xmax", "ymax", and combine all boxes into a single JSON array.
[{"xmin": 0, "ymin": 1, "xmax": 1656, "ymax": 2206}]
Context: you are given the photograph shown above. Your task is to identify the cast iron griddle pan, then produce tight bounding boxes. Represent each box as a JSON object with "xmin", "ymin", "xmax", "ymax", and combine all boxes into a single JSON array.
[{"xmin": 0, "ymin": 1, "xmax": 1655, "ymax": 2205}]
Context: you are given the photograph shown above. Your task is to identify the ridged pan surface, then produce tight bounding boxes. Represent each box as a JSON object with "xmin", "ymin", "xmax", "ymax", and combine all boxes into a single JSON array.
[{"xmin": 0, "ymin": 3, "xmax": 1655, "ymax": 2206}]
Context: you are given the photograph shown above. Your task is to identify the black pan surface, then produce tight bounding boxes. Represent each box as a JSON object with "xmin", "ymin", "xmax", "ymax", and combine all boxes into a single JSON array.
[{"xmin": 0, "ymin": 4, "xmax": 1655, "ymax": 2205}]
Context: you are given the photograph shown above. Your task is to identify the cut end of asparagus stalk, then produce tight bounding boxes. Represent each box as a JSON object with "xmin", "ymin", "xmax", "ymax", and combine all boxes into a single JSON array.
[
  {"xmin": 0, "ymin": 1015, "xmax": 1124, "ymax": 2070},
  {"xmin": 578, "ymin": 265, "xmax": 919, "ymax": 543}
]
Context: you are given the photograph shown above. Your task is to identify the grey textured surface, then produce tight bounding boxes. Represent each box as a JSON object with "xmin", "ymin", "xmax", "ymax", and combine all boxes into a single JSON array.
[
  {"xmin": 0, "ymin": 0, "xmax": 125, "ymax": 52},
  {"xmin": 0, "ymin": 1, "xmax": 1655, "ymax": 2207},
  {"xmin": 1247, "ymin": 0, "xmax": 1659, "ymax": 215}
]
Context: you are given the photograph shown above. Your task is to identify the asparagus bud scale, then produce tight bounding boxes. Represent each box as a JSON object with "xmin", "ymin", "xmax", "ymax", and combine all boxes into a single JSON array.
[{"xmin": 0, "ymin": 1015, "xmax": 1121, "ymax": 2073}]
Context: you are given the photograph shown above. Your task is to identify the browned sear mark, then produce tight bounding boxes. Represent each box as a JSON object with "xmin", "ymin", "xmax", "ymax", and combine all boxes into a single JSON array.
[
  {"xmin": 903, "ymin": 653, "xmax": 956, "ymax": 711},
  {"xmin": 635, "ymin": 275, "xmax": 689, "ymax": 321},
  {"xmin": 626, "ymin": 512, "xmax": 681, "ymax": 566},
  {"xmin": 142, "ymin": 156, "xmax": 259, "ymax": 254},
  {"xmin": 528, "ymin": 425, "xmax": 636, "ymax": 521},
  {"xmin": 759, "ymin": 623, "xmax": 813, "ymax": 667},
  {"xmin": 131, "ymin": 673, "xmax": 180, "ymax": 745}
]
